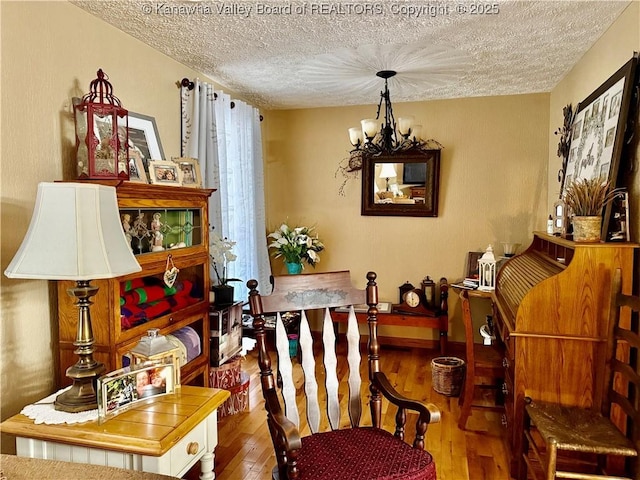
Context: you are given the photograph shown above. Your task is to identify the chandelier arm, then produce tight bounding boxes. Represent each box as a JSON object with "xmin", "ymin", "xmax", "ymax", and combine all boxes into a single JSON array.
[
  {"xmin": 384, "ymin": 79, "xmax": 398, "ymax": 150},
  {"xmin": 375, "ymin": 90, "xmax": 384, "ymax": 122}
]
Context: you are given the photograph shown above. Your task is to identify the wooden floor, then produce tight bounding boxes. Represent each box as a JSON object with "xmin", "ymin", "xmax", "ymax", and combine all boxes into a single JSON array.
[{"xmin": 213, "ymin": 344, "xmax": 511, "ymax": 480}]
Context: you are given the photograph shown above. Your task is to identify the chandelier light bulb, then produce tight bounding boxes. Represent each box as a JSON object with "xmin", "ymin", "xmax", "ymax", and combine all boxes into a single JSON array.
[
  {"xmin": 361, "ymin": 119, "xmax": 378, "ymax": 140},
  {"xmin": 349, "ymin": 127, "xmax": 363, "ymax": 147},
  {"xmin": 412, "ymin": 124, "xmax": 422, "ymax": 142},
  {"xmin": 398, "ymin": 116, "xmax": 414, "ymax": 136}
]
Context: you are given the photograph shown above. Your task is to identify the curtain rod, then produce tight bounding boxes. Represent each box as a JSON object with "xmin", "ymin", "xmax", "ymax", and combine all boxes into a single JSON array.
[{"xmin": 179, "ymin": 77, "xmax": 264, "ymax": 121}]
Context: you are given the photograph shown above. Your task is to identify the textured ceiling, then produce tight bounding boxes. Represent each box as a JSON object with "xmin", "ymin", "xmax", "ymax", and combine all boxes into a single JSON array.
[{"xmin": 72, "ymin": 0, "xmax": 631, "ymax": 110}]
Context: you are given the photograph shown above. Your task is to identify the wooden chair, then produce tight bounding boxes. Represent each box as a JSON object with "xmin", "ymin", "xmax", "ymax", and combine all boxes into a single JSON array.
[
  {"xmin": 457, "ymin": 289, "xmax": 505, "ymax": 430},
  {"xmin": 519, "ymin": 268, "xmax": 640, "ymax": 480},
  {"xmin": 247, "ymin": 271, "xmax": 440, "ymax": 480}
]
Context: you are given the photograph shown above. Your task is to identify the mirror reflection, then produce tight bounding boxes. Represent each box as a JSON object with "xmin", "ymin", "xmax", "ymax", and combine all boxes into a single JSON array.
[
  {"xmin": 373, "ymin": 162, "xmax": 428, "ymax": 205},
  {"xmin": 361, "ymin": 150, "xmax": 440, "ymax": 217}
]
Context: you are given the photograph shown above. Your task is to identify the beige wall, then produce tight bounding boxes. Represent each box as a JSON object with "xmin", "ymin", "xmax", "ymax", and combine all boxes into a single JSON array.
[
  {"xmin": 0, "ymin": 1, "xmax": 223, "ymax": 443},
  {"xmin": 263, "ymin": 94, "xmax": 550, "ymax": 341}
]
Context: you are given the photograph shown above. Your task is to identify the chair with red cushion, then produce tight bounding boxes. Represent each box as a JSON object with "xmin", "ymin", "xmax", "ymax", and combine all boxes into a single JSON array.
[{"xmin": 247, "ymin": 271, "xmax": 440, "ymax": 480}]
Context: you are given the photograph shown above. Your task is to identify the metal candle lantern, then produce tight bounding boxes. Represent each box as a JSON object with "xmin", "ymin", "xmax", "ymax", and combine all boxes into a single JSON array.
[
  {"xmin": 130, "ymin": 328, "xmax": 181, "ymax": 387},
  {"xmin": 74, "ymin": 69, "xmax": 129, "ymax": 180},
  {"xmin": 421, "ymin": 276, "xmax": 436, "ymax": 309},
  {"xmin": 478, "ymin": 245, "xmax": 497, "ymax": 291}
]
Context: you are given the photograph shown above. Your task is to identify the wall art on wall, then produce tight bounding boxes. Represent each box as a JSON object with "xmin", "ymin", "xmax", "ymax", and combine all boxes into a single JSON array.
[{"xmin": 561, "ymin": 54, "xmax": 638, "ymax": 241}]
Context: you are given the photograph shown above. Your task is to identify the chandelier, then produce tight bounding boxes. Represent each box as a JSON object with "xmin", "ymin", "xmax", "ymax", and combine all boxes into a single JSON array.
[{"xmin": 348, "ymin": 70, "xmax": 428, "ymax": 157}]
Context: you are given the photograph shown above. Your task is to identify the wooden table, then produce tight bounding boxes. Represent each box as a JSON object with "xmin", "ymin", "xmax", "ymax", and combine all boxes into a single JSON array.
[
  {"xmin": 332, "ymin": 309, "xmax": 449, "ymax": 354},
  {"xmin": 450, "ymin": 286, "xmax": 493, "ymax": 299},
  {"xmin": 0, "ymin": 386, "xmax": 230, "ymax": 479}
]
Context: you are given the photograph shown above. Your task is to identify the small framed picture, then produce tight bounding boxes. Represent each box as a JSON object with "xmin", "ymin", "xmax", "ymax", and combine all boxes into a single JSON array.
[
  {"xmin": 149, "ymin": 160, "xmax": 182, "ymax": 186},
  {"xmin": 607, "ymin": 190, "xmax": 630, "ymax": 242},
  {"xmin": 97, "ymin": 362, "xmax": 175, "ymax": 421},
  {"xmin": 172, "ymin": 157, "xmax": 202, "ymax": 188},
  {"xmin": 466, "ymin": 251, "xmax": 484, "ymax": 279},
  {"xmin": 128, "ymin": 149, "xmax": 148, "ymax": 184}
]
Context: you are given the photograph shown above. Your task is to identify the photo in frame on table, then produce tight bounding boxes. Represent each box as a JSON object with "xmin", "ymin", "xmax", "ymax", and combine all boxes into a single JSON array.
[
  {"xmin": 128, "ymin": 112, "xmax": 165, "ymax": 171},
  {"xmin": 172, "ymin": 157, "xmax": 202, "ymax": 188},
  {"xmin": 127, "ymin": 149, "xmax": 149, "ymax": 184},
  {"xmin": 465, "ymin": 251, "xmax": 484, "ymax": 280},
  {"xmin": 560, "ymin": 54, "xmax": 638, "ymax": 241},
  {"xmin": 149, "ymin": 160, "xmax": 182, "ymax": 186},
  {"xmin": 97, "ymin": 362, "xmax": 175, "ymax": 421},
  {"xmin": 607, "ymin": 189, "xmax": 630, "ymax": 242}
]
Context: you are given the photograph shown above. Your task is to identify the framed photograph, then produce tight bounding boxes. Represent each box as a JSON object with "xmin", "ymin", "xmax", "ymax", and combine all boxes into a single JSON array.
[
  {"xmin": 149, "ymin": 160, "xmax": 182, "ymax": 186},
  {"xmin": 128, "ymin": 112, "xmax": 165, "ymax": 169},
  {"xmin": 127, "ymin": 149, "xmax": 148, "ymax": 184},
  {"xmin": 172, "ymin": 157, "xmax": 202, "ymax": 188},
  {"xmin": 607, "ymin": 190, "xmax": 630, "ymax": 242},
  {"xmin": 561, "ymin": 54, "xmax": 638, "ymax": 240},
  {"xmin": 465, "ymin": 251, "xmax": 484, "ymax": 279},
  {"xmin": 97, "ymin": 362, "xmax": 175, "ymax": 421}
]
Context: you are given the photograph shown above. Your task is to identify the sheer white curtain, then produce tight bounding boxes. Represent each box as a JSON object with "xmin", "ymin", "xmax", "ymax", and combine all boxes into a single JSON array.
[{"xmin": 181, "ymin": 80, "xmax": 271, "ymax": 300}]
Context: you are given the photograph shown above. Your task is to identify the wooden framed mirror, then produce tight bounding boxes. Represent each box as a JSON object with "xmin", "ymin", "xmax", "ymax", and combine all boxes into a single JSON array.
[{"xmin": 361, "ymin": 149, "xmax": 440, "ymax": 217}]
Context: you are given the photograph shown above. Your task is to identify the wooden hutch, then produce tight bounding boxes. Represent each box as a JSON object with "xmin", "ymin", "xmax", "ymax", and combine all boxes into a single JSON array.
[{"xmin": 56, "ymin": 181, "xmax": 214, "ymax": 387}]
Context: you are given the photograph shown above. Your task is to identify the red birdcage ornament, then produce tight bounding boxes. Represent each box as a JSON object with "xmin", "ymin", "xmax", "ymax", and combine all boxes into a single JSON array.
[{"xmin": 74, "ymin": 69, "xmax": 129, "ymax": 180}]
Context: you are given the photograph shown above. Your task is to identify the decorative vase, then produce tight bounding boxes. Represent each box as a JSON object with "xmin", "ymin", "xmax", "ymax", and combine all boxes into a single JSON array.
[
  {"xmin": 286, "ymin": 262, "xmax": 303, "ymax": 275},
  {"xmin": 212, "ymin": 284, "xmax": 234, "ymax": 307},
  {"xmin": 572, "ymin": 216, "xmax": 601, "ymax": 242}
]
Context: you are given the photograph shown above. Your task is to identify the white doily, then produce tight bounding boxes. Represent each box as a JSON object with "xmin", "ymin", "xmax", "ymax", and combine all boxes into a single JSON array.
[{"xmin": 21, "ymin": 387, "xmax": 99, "ymax": 425}]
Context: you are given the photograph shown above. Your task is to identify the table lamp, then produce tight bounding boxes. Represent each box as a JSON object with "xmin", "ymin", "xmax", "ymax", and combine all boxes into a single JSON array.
[
  {"xmin": 4, "ymin": 182, "xmax": 141, "ymax": 412},
  {"xmin": 379, "ymin": 163, "xmax": 397, "ymax": 191}
]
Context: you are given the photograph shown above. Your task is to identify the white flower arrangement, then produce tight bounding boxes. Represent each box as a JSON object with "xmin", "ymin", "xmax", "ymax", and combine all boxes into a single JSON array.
[
  {"xmin": 268, "ymin": 223, "xmax": 325, "ymax": 268},
  {"xmin": 209, "ymin": 233, "xmax": 241, "ymax": 285}
]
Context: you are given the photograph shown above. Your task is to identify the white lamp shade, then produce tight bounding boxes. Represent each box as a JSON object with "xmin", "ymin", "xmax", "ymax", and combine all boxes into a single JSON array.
[
  {"xmin": 361, "ymin": 119, "xmax": 378, "ymax": 139},
  {"xmin": 398, "ymin": 116, "xmax": 414, "ymax": 135},
  {"xmin": 4, "ymin": 182, "xmax": 141, "ymax": 280},
  {"xmin": 379, "ymin": 163, "xmax": 397, "ymax": 179},
  {"xmin": 348, "ymin": 127, "xmax": 363, "ymax": 146},
  {"xmin": 411, "ymin": 125, "xmax": 423, "ymax": 141}
]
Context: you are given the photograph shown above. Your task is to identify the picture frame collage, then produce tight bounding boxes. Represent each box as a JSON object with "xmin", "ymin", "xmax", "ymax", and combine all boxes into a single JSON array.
[
  {"xmin": 127, "ymin": 111, "xmax": 202, "ymax": 188},
  {"xmin": 560, "ymin": 54, "xmax": 638, "ymax": 241}
]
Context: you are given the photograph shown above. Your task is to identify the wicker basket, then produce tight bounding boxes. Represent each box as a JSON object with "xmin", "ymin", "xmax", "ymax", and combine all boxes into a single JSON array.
[{"xmin": 431, "ymin": 357, "xmax": 465, "ymax": 397}]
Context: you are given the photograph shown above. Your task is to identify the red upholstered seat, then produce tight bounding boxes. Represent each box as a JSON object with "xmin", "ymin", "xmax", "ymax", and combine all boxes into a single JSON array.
[{"xmin": 298, "ymin": 427, "xmax": 436, "ymax": 480}]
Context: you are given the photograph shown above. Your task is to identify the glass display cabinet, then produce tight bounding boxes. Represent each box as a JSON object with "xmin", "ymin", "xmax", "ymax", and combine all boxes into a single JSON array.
[{"xmin": 57, "ymin": 181, "xmax": 215, "ymax": 387}]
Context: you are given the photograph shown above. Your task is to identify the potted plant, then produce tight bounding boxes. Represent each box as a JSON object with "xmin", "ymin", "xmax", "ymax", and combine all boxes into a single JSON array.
[
  {"xmin": 209, "ymin": 233, "xmax": 241, "ymax": 306},
  {"xmin": 563, "ymin": 178, "xmax": 618, "ymax": 242},
  {"xmin": 268, "ymin": 223, "xmax": 325, "ymax": 274}
]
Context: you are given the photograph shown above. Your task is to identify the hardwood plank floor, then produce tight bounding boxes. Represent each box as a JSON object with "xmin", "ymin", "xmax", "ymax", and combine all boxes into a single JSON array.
[{"xmin": 213, "ymin": 344, "xmax": 511, "ymax": 480}]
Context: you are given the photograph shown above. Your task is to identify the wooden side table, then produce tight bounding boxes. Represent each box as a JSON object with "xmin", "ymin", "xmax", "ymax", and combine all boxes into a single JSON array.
[
  {"xmin": 0, "ymin": 386, "xmax": 230, "ymax": 479},
  {"xmin": 332, "ymin": 309, "xmax": 449, "ymax": 354}
]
